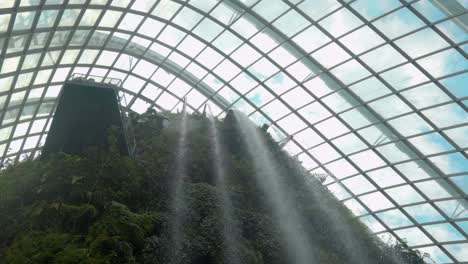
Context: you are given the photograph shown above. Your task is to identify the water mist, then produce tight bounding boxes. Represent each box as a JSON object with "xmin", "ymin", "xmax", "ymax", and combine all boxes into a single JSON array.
[
  {"xmin": 207, "ymin": 116, "xmax": 241, "ymax": 264},
  {"xmin": 233, "ymin": 111, "xmax": 317, "ymax": 264},
  {"xmin": 168, "ymin": 110, "xmax": 189, "ymax": 264}
]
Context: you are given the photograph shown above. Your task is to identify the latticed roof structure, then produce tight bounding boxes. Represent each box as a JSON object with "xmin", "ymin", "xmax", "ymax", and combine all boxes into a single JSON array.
[{"xmin": 0, "ymin": 0, "xmax": 466, "ymax": 262}]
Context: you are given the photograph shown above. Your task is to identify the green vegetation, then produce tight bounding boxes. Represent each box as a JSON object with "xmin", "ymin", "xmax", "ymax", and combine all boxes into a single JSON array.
[{"xmin": 0, "ymin": 110, "xmax": 425, "ymax": 263}]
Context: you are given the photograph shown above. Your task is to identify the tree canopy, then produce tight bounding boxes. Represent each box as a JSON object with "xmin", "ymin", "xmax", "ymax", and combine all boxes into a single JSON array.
[{"xmin": 0, "ymin": 110, "xmax": 426, "ymax": 264}]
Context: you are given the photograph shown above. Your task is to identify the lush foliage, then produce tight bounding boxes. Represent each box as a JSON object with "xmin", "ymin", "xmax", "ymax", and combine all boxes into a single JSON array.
[{"xmin": 0, "ymin": 110, "xmax": 426, "ymax": 263}]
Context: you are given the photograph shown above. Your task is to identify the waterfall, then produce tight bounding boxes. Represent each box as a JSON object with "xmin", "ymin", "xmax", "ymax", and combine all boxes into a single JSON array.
[
  {"xmin": 168, "ymin": 110, "xmax": 189, "ymax": 264},
  {"xmin": 233, "ymin": 111, "xmax": 317, "ymax": 264},
  {"xmin": 208, "ymin": 116, "xmax": 241, "ymax": 264}
]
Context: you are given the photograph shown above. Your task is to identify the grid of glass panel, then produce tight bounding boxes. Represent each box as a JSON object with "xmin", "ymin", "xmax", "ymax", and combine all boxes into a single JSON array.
[{"xmin": 0, "ymin": 0, "xmax": 466, "ymax": 263}]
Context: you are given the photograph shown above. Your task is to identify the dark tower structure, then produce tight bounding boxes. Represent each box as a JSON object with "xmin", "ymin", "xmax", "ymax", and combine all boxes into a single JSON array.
[{"xmin": 41, "ymin": 76, "xmax": 133, "ymax": 158}]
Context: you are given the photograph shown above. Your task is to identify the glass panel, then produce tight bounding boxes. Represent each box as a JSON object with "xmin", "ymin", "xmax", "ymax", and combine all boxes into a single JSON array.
[
  {"xmin": 359, "ymin": 191, "xmax": 394, "ymax": 211},
  {"xmin": 424, "ymin": 223, "xmax": 465, "ymax": 242},
  {"xmin": 213, "ymin": 59, "xmax": 241, "ymax": 81},
  {"xmin": 436, "ymin": 16, "xmax": 468, "ymax": 44},
  {"xmin": 380, "ymin": 63, "xmax": 429, "ymax": 90},
  {"xmin": 315, "ymin": 117, "xmax": 349, "ymax": 139},
  {"xmin": 79, "ymin": 9, "xmax": 101, "ymax": 27},
  {"xmin": 286, "ymin": 59, "xmax": 314, "ymax": 82},
  {"xmin": 440, "ymin": 73, "xmax": 467, "ymax": 99},
  {"xmin": 430, "ymin": 152, "xmax": 468, "ymax": 175},
  {"xmin": 188, "ymin": 0, "xmax": 218, "ymax": 13},
  {"xmin": 388, "ymin": 113, "xmax": 432, "ymax": 137},
  {"xmin": 141, "ymin": 83, "xmax": 161, "ymax": 101},
  {"xmin": 252, "ymin": 0, "xmax": 289, "ymax": 22},
  {"xmin": 401, "ymin": 83, "xmax": 451, "ymax": 109},
  {"xmin": 0, "ymin": 14, "xmax": 11, "ymax": 32},
  {"xmin": 231, "ymin": 43, "xmax": 261, "ymax": 67},
  {"xmin": 325, "ymin": 158, "xmax": 358, "ymax": 179},
  {"xmin": 349, "ymin": 149, "xmax": 386, "ymax": 171},
  {"xmin": 332, "ymin": 133, "xmax": 366, "ymax": 155},
  {"xmin": 404, "ymin": 203, "xmax": 444, "ymax": 224},
  {"xmin": 250, "ymin": 31, "xmax": 280, "ymax": 53},
  {"xmin": 331, "ymin": 59, "xmax": 370, "ymax": 85},
  {"xmin": 344, "ymin": 199, "xmax": 368, "ymax": 216},
  {"xmin": 138, "ymin": 18, "xmax": 164, "ymax": 38},
  {"xmin": 386, "ymin": 185, "xmax": 425, "ymax": 205},
  {"xmin": 312, "ymin": 42, "xmax": 351, "ymax": 69},
  {"xmin": 373, "ymin": 8, "xmax": 424, "ymax": 39},
  {"xmin": 377, "ymin": 209, "xmax": 413, "ymax": 228},
  {"xmin": 173, "ymin": 7, "xmax": 202, "ymax": 30},
  {"xmin": 248, "ymin": 58, "xmax": 279, "ymax": 81},
  {"xmin": 59, "ymin": 9, "xmax": 80, "ymax": 27},
  {"xmin": 212, "ymin": 31, "xmax": 242, "ymax": 55},
  {"xmin": 281, "ymin": 88, "xmax": 313, "ymax": 108},
  {"xmin": 322, "ymin": 90, "xmax": 358, "ymax": 113},
  {"xmin": 327, "ymin": 183, "xmax": 351, "ymax": 200},
  {"xmin": 418, "ymin": 49, "xmax": 467, "ymax": 79},
  {"xmin": 376, "ymin": 142, "xmax": 417, "ymax": 163},
  {"xmin": 416, "ymin": 180, "xmax": 454, "ymax": 200},
  {"xmin": 444, "ymin": 126, "xmax": 468, "ymax": 149},
  {"xmin": 342, "ymin": 175, "xmax": 376, "ymax": 195},
  {"xmin": 409, "ymin": 132, "xmax": 455, "ymax": 156},
  {"xmin": 351, "ymin": 0, "xmax": 401, "ymax": 21},
  {"xmin": 130, "ymin": 0, "xmax": 157, "ymax": 12},
  {"xmin": 394, "ymin": 227, "xmax": 432, "ymax": 246},
  {"xmin": 292, "ymin": 26, "xmax": 330, "ymax": 53},
  {"xmin": 158, "ymin": 25, "xmax": 185, "ymax": 46},
  {"xmin": 277, "ymin": 114, "xmax": 307, "ymax": 134},
  {"xmin": 245, "ymin": 85, "xmax": 272, "ymax": 107},
  {"xmin": 13, "ymin": 11, "xmax": 36, "ymax": 31},
  {"xmin": 298, "ymin": 102, "xmax": 331, "ymax": 124},
  {"xmin": 395, "ymin": 28, "xmax": 449, "ymax": 58},
  {"xmin": 269, "ymin": 45, "xmax": 297, "ymax": 68},
  {"xmin": 422, "ymin": 103, "xmax": 467, "ymax": 127},
  {"xmin": 152, "ymin": 0, "xmax": 180, "ymax": 20},
  {"xmin": 273, "ymin": 9, "xmax": 309, "ymax": 37},
  {"xmin": 37, "ymin": 10, "xmax": 58, "ymax": 28},
  {"xmin": 368, "ymin": 167, "xmax": 405, "ymax": 188},
  {"xmin": 309, "ymin": 143, "xmax": 340, "ymax": 163},
  {"xmin": 297, "ymin": 153, "xmax": 317, "ymax": 170},
  {"xmin": 193, "ymin": 17, "xmax": 223, "ymax": 42},
  {"xmin": 294, "ymin": 128, "xmax": 323, "ymax": 149},
  {"xmin": 340, "ymin": 106, "xmax": 378, "ymax": 129},
  {"xmin": 119, "ymin": 13, "xmax": 143, "ymax": 31},
  {"xmin": 210, "ymin": 2, "xmax": 238, "ymax": 26},
  {"xmin": 397, "ymin": 160, "xmax": 436, "ymax": 182},
  {"xmin": 299, "ymin": 0, "xmax": 340, "ymax": 21},
  {"xmin": 157, "ymin": 92, "xmax": 178, "ymax": 110},
  {"xmin": 320, "ymin": 7, "xmax": 363, "ymax": 37},
  {"xmin": 340, "ymin": 26, "xmax": 384, "ymax": 55},
  {"xmin": 231, "ymin": 15, "xmax": 259, "ymax": 39},
  {"xmin": 359, "ymin": 215, "xmax": 386, "ymax": 233},
  {"xmin": 0, "ymin": 1, "xmax": 15, "ymax": 8},
  {"xmin": 261, "ymin": 99, "xmax": 290, "ymax": 120},
  {"xmin": 360, "ymin": 124, "xmax": 399, "ymax": 148},
  {"xmin": 411, "ymin": 0, "xmax": 447, "ymax": 23},
  {"xmin": 444, "ymin": 243, "xmax": 468, "ymax": 262},
  {"xmin": 1, "ymin": 56, "xmax": 20, "ymax": 73},
  {"xmin": 349, "ymin": 77, "xmax": 391, "ymax": 102},
  {"xmin": 360, "ymin": 44, "xmax": 406, "ymax": 72}
]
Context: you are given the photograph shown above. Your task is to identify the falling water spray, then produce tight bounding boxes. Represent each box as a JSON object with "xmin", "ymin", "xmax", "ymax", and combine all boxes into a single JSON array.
[
  {"xmin": 232, "ymin": 110, "xmax": 316, "ymax": 264},
  {"xmin": 207, "ymin": 112, "xmax": 241, "ymax": 264},
  {"xmin": 168, "ymin": 106, "xmax": 189, "ymax": 264}
]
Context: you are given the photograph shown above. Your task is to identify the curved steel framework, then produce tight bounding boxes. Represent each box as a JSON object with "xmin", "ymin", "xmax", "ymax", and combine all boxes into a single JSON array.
[{"xmin": 0, "ymin": 0, "xmax": 467, "ymax": 263}]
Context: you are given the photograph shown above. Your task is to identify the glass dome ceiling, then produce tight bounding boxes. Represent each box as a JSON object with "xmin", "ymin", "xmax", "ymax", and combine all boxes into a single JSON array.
[{"xmin": 0, "ymin": 0, "xmax": 467, "ymax": 262}]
